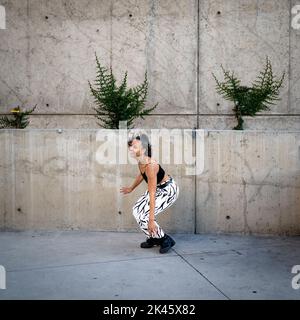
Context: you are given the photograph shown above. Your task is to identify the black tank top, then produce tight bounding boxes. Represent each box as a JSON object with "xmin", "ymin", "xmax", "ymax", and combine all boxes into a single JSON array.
[{"xmin": 140, "ymin": 163, "xmax": 165, "ymax": 184}]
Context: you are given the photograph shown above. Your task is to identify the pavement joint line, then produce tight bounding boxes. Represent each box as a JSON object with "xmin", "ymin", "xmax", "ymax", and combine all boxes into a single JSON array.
[
  {"xmin": 0, "ymin": 240, "xmax": 297, "ymax": 253},
  {"xmin": 176, "ymin": 249, "xmax": 241, "ymax": 257},
  {"xmin": 1, "ymin": 242, "xmax": 297, "ymax": 272},
  {"xmin": 172, "ymin": 247, "xmax": 231, "ymax": 300},
  {"xmin": 4, "ymin": 253, "xmax": 182, "ymax": 273},
  {"xmin": 172, "ymin": 242, "xmax": 300, "ymax": 256}
]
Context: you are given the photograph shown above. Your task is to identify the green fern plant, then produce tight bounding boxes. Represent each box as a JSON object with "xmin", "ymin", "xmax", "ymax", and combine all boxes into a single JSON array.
[
  {"xmin": 0, "ymin": 105, "xmax": 37, "ymax": 129},
  {"xmin": 88, "ymin": 53, "xmax": 158, "ymax": 129},
  {"xmin": 212, "ymin": 56, "xmax": 285, "ymax": 130}
]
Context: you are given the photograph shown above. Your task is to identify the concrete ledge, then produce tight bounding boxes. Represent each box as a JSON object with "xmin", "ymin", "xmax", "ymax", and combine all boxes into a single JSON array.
[{"xmin": 0, "ymin": 129, "xmax": 299, "ymax": 235}]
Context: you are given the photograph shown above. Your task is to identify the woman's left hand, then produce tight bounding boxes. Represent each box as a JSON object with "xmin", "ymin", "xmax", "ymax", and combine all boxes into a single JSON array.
[{"xmin": 148, "ymin": 219, "xmax": 157, "ymax": 237}]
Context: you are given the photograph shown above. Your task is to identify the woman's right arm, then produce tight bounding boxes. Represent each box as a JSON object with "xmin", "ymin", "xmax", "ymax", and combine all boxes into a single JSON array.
[
  {"xmin": 120, "ymin": 174, "xmax": 144, "ymax": 194},
  {"xmin": 130, "ymin": 173, "xmax": 144, "ymax": 191}
]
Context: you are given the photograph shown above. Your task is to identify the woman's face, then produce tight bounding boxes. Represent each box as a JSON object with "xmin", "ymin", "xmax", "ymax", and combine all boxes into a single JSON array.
[{"xmin": 128, "ymin": 139, "xmax": 144, "ymax": 159}]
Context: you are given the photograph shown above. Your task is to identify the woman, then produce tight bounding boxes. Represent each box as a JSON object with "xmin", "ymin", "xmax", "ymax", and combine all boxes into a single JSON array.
[{"xmin": 120, "ymin": 133, "xmax": 179, "ymax": 254}]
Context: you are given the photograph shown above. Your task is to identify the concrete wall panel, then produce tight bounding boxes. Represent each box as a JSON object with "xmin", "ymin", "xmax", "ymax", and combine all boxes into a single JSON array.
[{"xmin": 0, "ymin": 129, "xmax": 299, "ymax": 235}]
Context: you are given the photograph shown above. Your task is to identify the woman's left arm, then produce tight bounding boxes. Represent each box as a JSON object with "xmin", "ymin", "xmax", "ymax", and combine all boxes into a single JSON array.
[{"xmin": 145, "ymin": 163, "xmax": 158, "ymax": 221}]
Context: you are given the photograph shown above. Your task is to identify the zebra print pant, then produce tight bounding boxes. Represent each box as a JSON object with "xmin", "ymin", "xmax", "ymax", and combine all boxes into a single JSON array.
[{"xmin": 132, "ymin": 177, "xmax": 179, "ymax": 239}]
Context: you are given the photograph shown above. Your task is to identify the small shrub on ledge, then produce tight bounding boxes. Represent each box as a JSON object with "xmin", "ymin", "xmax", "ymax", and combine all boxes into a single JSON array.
[
  {"xmin": 212, "ymin": 56, "xmax": 285, "ymax": 130},
  {"xmin": 0, "ymin": 105, "xmax": 37, "ymax": 129},
  {"xmin": 88, "ymin": 53, "xmax": 158, "ymax": 129}
]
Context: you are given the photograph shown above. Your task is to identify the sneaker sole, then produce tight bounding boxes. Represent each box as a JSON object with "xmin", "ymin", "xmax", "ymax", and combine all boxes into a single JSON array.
[
  {"xmin": 141, "ymin": 243, "xmax": 161, "ymax": 248},
  {"xmin": 140, "ymin": 244, "xmax": 154, "ymax": 248},
  {"xmin": 159, "ymin": 239, "xmax": 176, "ymax": 254}
]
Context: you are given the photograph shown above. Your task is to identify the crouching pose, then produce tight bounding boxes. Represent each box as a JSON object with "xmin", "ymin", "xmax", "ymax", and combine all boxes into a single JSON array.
[{"xmin": 120, "ymin": 134, "xmax": 179, "ymax": 254}]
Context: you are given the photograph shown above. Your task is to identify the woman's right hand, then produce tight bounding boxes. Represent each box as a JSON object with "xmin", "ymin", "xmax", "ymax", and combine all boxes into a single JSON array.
[{"xmin": 120, "ymin": 186, "xmax": 133, "ymax": 194}]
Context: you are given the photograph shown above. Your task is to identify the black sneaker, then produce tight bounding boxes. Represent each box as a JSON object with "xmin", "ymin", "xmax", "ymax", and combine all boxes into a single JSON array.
[
  {"xmin": 140, "ymin": 237, "xmax": 160, "ymax": 248},
  {"xmin": 159, "ymin": 234, "xmax": 176, "ymax": 253}
]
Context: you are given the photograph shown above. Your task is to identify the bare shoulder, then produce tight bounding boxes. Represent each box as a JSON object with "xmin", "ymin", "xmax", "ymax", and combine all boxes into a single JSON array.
[{"xmin": 145, "ymin": 159, "xmax": 159, "ymax": 174}]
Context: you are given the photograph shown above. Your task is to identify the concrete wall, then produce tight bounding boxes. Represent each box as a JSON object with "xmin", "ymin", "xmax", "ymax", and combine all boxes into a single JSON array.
[
  {"xmin": 0, "ymin": 0, "xmax": 299, "ymax": 130},
  {"xmin": 196, "ymin": 130, "xmax": 300, "ymax": 235},
  {"xmin": 0, "ymin": 129, "xmax": 299, "ymax": 235}
]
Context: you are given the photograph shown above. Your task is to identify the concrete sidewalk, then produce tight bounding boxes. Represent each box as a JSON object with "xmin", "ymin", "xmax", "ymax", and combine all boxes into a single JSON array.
[{"xmin": 0, "ymin": 230, "xmax": 300, "ymax": 300}]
